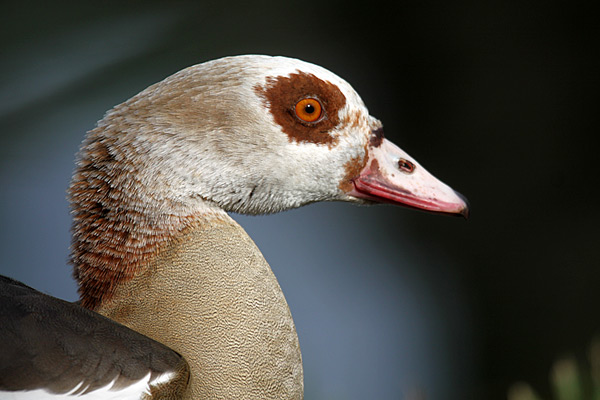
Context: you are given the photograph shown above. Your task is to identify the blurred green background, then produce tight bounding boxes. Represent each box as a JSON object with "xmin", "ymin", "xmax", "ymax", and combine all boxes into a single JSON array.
[{"xmin": 1, "ymin": 1, "xmax": 598, "ymax": 399}]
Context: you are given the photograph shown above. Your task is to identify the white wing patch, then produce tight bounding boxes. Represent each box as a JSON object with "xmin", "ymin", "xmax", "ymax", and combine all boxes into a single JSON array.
[{"xmin": 0, "ymin": 371, "xmax": 176, "ymax": 400}]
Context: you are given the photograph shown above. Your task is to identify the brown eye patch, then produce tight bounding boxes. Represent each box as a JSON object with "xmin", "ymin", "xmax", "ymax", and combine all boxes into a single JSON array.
[{"xmin": 254, "ymin": 71, "xmax": 346, "ymax": 146}]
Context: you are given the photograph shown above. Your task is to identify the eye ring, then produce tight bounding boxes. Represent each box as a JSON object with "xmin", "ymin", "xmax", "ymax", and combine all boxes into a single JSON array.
[{"xmin": 295, "ymin": 98, "xmax": 323, "ymax": 123}]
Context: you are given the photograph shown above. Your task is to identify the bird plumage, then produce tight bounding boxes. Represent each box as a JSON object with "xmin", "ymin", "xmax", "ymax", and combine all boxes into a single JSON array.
[{"xmin": 1, "ymin": 55, "xmax": 468, "ymax": 399}]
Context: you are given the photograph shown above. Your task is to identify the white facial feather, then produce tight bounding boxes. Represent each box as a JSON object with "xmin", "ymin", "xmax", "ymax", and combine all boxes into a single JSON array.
[{"xmin": 81, "ymin": 55, "xmax": 377, "ymax": 217}]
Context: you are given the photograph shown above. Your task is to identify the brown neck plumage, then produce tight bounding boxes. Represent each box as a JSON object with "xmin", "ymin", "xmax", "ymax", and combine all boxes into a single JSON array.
[{"xmin": 68, "ymin": 129, "xmax": 196, "ymax": 310}]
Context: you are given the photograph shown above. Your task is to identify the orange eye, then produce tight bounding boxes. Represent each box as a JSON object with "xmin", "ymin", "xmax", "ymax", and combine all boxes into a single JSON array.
[{"xmin": 295, "ymin": 98, "xmax": 323, "ymax": 122}]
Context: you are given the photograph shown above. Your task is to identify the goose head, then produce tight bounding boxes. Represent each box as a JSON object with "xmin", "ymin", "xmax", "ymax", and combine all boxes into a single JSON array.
[{"xmin": 74, "ymin": 54, "xmax": 467, "ymax": 225}]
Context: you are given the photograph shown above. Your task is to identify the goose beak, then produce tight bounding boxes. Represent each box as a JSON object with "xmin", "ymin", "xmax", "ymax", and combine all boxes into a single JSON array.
[{"xmin": 348, "ymin": 138, "xmax": 469, "ymax": 218}]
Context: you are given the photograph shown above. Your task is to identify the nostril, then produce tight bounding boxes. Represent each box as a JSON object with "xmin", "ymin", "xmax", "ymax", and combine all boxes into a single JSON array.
[{"xmin": 397, "ymin": 158, "xmax": 415, "ymax": 174}]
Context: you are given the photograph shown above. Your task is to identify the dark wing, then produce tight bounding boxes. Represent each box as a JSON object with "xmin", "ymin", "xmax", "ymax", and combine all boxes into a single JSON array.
[{"xmin": 0, "ymin": 275, "xmax": 189, "ymax": 398}]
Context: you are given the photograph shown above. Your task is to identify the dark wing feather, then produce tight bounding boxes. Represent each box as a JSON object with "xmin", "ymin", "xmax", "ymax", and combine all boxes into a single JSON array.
[{"xmin": 0, "ymin": 275, "xmax": 189, "ymax": 396}]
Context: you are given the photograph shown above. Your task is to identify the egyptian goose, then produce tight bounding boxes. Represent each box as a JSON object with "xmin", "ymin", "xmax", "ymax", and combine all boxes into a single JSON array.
[{"xmin": 0, "ymin": 55, "xmax": 468, "ymax": 399}]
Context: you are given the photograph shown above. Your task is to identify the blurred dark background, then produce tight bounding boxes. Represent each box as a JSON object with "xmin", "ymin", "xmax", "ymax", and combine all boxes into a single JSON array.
[{"xmin": 1, "ymin": 1, "xmax": 598, "ymax": 399}]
